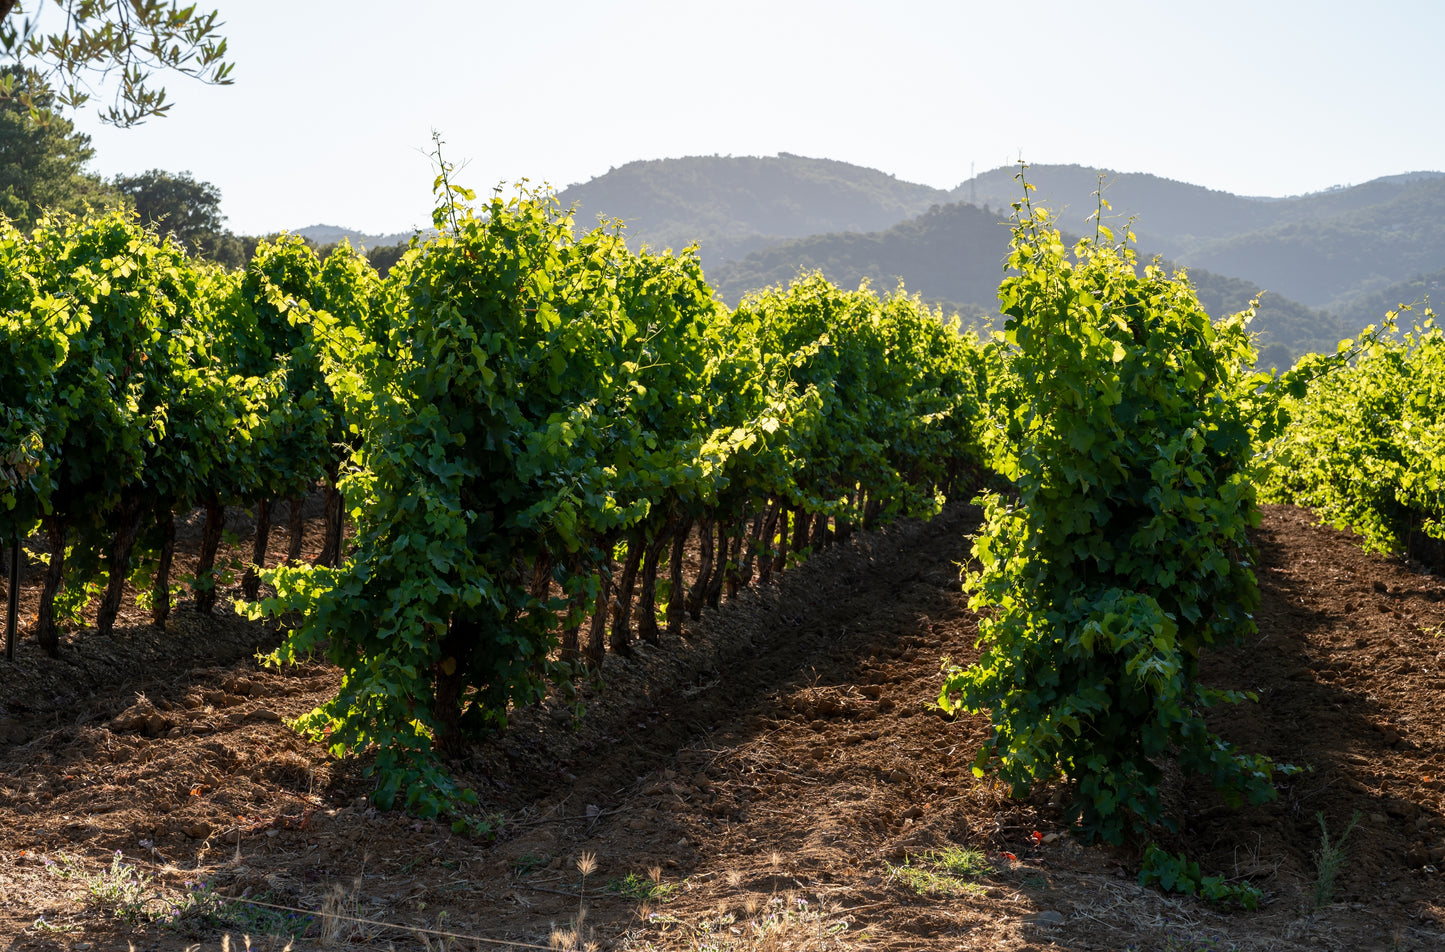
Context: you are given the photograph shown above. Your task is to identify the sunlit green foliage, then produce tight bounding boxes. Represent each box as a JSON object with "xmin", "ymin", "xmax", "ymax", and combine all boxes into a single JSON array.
[
  {"xmin": 250, "ymin": 164, "xmax": 986, "ymax": 813},
  {"xmin": 939, "ymin": 182, "xmax": 1290, "ymax": 844},
  {"xmin": 1, "ymin": 171, "xmax": 984, "ymax": 815},
  {"xmin": 1261, "ymin": 309, "xmax": 1444, "ymax": 559}
]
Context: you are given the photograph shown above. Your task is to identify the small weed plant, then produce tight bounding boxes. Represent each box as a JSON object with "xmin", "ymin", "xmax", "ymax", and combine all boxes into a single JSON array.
[
  {"xmin": 1312, "ymin": 810, "xmax": 1361, "ymax": 909},
  {"xmin": 47, "ymin": 850, "xmax": 165, "ymax": 924},
  {"xmin": 1138, "ymin": 845, "xmax": 1262, "ymax": 910},
  {"xmin": 43, "ymin": 851, "xmax": 312, "ymax": 938},
  {"xmin": 550, "ymin": 852, "xmax": 599, "ymax": 951},
  {"xmin": 610, "ymin": 867, "xmax": 681, "ymax": 903},
  {"xmin": 174, "ymin": 882, "xmax": 313, "ymax": 938},
  {"xmin": 887, "ymin": 846, "xmax": 991, "ymax": 896},
  {"xmin": 642, "ymin": 893, "xmax": 853, "ymax": 951}
]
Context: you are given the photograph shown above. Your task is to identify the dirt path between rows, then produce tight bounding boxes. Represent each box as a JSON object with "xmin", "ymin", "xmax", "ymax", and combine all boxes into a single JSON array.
[{"xmin": 0, "ymin": 503, "xmax": 1442, "ymax": 951}]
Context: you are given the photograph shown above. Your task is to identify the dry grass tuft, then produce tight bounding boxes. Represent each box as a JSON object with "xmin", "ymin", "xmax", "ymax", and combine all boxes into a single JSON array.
[
  {"xmin": 316, "ymin": 867, "xmax": 374, "ymax": 948},
  {"xmin": 549, "ymin": 851, "xmax": 599, "ymax": 951}
]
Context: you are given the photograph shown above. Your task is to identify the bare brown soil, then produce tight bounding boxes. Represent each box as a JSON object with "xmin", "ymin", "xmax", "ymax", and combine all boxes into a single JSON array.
[{"xmin": 0, "ymin": 502, "xmax": 1442, "ymax": 951}]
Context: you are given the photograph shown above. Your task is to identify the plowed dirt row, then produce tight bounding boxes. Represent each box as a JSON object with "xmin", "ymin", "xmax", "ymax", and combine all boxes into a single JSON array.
[{"xmin": 0, "ymin": 503, "xmax": 1442, "ymax": 951}]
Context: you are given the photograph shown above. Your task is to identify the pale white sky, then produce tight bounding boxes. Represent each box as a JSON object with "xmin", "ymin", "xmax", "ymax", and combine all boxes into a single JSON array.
[{"xmin": 68, "ymin": 0, "xmax": 1445, "ymax": 237}]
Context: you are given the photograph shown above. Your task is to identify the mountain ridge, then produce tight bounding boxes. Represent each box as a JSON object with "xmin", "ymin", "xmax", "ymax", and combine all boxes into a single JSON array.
[
  {"xmin": 292, "ymin": 224, "xmax": 425, "ymax": 249},
  {"xmin": 288, "ymin": 154, "xmax": 1443, "ymax": 358},
  {"xmin": 710, "ymin": 199, "xmax": 1340, "ymax": 359},
  {"xmin": 552, "ymin": 153, "xmax": 952, "ymax": 272}
]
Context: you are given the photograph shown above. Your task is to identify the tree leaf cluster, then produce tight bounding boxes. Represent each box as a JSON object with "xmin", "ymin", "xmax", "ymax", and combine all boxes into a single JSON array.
[
  {"xmin": 0, "ymin": 0, "xmax": 232, "ymax": 127},
  {"xmin": 0, "ymin": 66, "xmax": 115, "ymax": 229}
]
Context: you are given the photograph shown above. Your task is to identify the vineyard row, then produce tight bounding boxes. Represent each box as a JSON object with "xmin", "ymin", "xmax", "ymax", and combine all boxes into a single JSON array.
[{"xmin": 1, "ymin": 191, "xmax": 990, "ymax": 809}]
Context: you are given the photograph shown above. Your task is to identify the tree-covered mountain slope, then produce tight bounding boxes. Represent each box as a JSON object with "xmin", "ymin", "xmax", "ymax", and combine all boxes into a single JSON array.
[
  {"xmin": 954, "ymin": 164, "xmax": 1445, "ymax": 311},
  {"xmin": 712, "ymin": 201, "xmax": 1342, "ymax": 359},
  {"xmin": 1181, "ymin": 177, "xmax": 1445, "ymax": 310},
  {"xmin": 291, "ymin": 156, "xmax": 1434, "ymax": 360},
  {"xmin": 553, "ymin": 153, "xmax": 951, "ymax": 270}
]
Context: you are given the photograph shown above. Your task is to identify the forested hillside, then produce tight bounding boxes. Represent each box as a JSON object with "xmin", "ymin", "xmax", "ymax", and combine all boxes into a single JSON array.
[
  {"xmin": 954, "ymin": 164, "xmax": 1445, "ymax": 312},
  {"xmin": 553, "ymin": 153, "xmax": 950, "ymax": 269},
  {"xmin": 549, "ymin": 156, "xmax": 1438, "ymax": 358},
  {"xmin": 711, "ymin": 201, "xmax": 1341, "ymax": 357},
  {"xmin": 1183, "ymin": 176, "xmax": 1445, "ymax": 309},
  {"xmin": 951, "ymin": 163, "xmax": 1280, "ymax": 253},
  {"xmin": 708, "ymin": 202, "xmax": 1006, "ymax": 326},
  {"xmin": 1182, "ymin": 267, "xmax": 1343, "ymax": 363},
  {"xmin": 293, "ymin": 224, "xmax": 425, "ymax": 249},
  {"xmin": 1332, "ymin": 266, "xmax": 1445, "ymax": 332}
]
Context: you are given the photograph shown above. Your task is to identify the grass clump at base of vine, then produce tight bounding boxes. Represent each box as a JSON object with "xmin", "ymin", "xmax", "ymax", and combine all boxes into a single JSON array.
[
  {"xmin": 886, "ymin": 846, "xmax": 991, "ymax": 896},
  {"xmin": 550, "ymin": 851, "xmax": 601, "ymax": 952}
]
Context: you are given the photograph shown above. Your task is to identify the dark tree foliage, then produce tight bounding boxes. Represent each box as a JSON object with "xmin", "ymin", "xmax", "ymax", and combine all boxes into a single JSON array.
[
  {"xmin": 113, "ymin": 167, "xmax": 224, "ymax": 247},
  {"xmin": 0, "ymin": 0, "xmax": 232, "ymax": 126},
  {"xmin": 110, "ymin": 169, "xmax": 264, "ymax": 270},
  {"xmin": 363, "ymin": 241, "xmax": 408, "ymax": 277},
  {"xmin": 0, "ymin": 67, "xmax": 115, "ymax": 228}
]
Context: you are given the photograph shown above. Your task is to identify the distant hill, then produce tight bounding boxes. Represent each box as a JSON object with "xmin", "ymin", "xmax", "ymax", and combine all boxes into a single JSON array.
[
  {"xmin": 553, "ymin": 154, "xmax": 951, "ymax": 270},
  {"xmin": 953, "ymin": 164, "xmax": 1445, "ymax": 311},
  {"xmin": 289, "ymin": 156, "xmax": 1440, "ymax": 359},
  {"xmin": 292, "ymin": 224, "xmax": 426, "ymax": 249},
  {"xmin": 954, "ymin": 164, "xmax": 1445, "ymax": 246},
  {"xmin": 713, "ymin": 201, "xmax": 1340, "ymax": 360},
  {"xmin": 1329, "ymin": 266, "xmax": 1445, "ymax": 333},
  {"xmin": 709, "ymin": 202, "xmax": 1008, "ymax": 314},
  {"xmin": 951, "ymin": 164, "xmax": 1279, "ymax": 254},
  {"xmin": 1180, "ymin": 267, "xmax": 1345, "ymax": 360},
  {"xmin": 1181, "ymin": 177, "xmax": 1445, "ymax": 310}
]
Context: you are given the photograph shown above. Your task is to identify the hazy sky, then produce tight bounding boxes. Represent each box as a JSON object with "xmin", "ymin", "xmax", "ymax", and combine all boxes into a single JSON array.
[{"xmin": 68, "ymin": 0, "xmax": 1445, "ymax": 237}]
